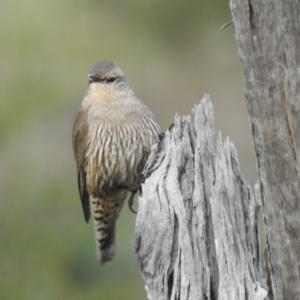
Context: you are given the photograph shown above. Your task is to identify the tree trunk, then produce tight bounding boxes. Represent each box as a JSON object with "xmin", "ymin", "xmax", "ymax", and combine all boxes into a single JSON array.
[
  {"xmin": 229, "ymin": 0, "xmax": 300, "ymax": 299},
  {"xmin": 133, "ymin": 96, "xmax": 267, "ymax": 300}
]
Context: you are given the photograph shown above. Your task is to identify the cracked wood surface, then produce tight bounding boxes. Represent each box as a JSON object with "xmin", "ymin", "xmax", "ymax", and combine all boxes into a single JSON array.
[
  {"xmin": 133, "ymin": 96, "xmax": 267, "ymax": 300},
  {"xmin": 229, "ymin": 0, "xmax": 300, "ymax": 299}
]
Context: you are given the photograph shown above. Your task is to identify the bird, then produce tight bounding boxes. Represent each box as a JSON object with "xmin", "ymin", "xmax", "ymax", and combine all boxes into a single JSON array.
[{"xmin": 72, "ymin": 60, "xmax": 161, "ymax": 265}]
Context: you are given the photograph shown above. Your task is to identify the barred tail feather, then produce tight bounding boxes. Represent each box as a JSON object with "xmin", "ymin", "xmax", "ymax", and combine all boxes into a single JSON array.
[
  {"xmin": 90, "ymin": 195, "xmax": 118, "ymax": 265},
  {"xmin": 95, "ymin": 219, "xmax": 116, "ymax": 265}
]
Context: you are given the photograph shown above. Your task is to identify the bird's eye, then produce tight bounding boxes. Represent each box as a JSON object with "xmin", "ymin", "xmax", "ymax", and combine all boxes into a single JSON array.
[{"xmin": 106, "ymin": 77, "xmax": 116, "ymax": 83}]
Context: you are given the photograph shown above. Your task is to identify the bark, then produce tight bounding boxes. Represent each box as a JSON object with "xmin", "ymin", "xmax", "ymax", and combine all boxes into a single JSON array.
[
  {"xmin": 229, "ymin": 0, "xmax": 300, "ymax": 299},
  {"xmin": 133, "ymin": 96, "xmax": 267, "ymax": 300}
]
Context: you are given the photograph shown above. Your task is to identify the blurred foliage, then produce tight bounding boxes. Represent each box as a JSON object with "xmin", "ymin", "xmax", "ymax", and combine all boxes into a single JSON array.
[{"xmin": 0, "ymin": 1, "xmax": 258, "ymax": 299}]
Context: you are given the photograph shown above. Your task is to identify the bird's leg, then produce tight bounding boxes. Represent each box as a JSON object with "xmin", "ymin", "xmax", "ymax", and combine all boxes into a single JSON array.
[
  {"xmin": 117, "ymin": 173, "xmax": 149, "ymax": 214},
  {"xmin": 117, "ymin": 183, "xmax": 139, "ymax": 214},
  {"xmin": 159, "ymin": 122, "xmax": 175, "ymax": 140}
]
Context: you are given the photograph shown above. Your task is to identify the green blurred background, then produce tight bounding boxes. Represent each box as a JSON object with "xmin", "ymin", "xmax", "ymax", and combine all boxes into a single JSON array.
[{"xmin": 0, "ymin": 1, "xmax": 258, "ymax": 299}]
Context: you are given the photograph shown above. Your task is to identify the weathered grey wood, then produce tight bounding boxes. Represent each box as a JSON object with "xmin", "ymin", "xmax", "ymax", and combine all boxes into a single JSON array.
[
  {"xmin": 229, "ymin": 0, "xmax": 300, "ymax": 299},
  {"xmin": 133, "ymin": 96, "xmax": 267, "ymax": 300}
]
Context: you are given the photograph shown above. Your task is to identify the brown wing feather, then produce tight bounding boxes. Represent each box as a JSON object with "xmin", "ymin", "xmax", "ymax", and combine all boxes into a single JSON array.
[{"xmin": 72, "ymin": 108, "xmax": 90, "ymax": 223}]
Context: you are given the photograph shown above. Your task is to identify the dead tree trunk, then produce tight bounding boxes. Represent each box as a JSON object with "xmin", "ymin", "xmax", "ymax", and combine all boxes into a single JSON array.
[
  {"xmin": 133, "ymin": 96, "xmax": 267, "ymax": 300},
  {"xmin": 229, "ymin": 0, "xmax": 300, "ymax": 299}
]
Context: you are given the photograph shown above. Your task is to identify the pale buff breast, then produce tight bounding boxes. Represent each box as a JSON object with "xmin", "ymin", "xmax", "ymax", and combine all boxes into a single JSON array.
[{"xmin": 85, "ymin": 115, "xmax": 160, "ymax": 198}]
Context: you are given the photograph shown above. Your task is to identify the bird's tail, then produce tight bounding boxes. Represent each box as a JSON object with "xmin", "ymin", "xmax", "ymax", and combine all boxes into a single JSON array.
[
  {"xmin": 90, "ymin": 192, "xmax": 126, "ymax": 265},
  {"xmin": 94, "ymin": 216, "xmax": 116, "ymax": 264}
]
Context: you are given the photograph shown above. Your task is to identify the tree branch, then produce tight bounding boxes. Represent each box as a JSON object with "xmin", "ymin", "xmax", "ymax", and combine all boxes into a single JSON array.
[{"xmin": 133, "ymin": 96, "xmax": 267, "ymax": 300}]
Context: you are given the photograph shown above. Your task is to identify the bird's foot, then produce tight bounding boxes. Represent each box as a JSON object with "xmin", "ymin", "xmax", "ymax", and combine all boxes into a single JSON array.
[{"xmin": 117, "ymin": 178, "xmax": 145, "ymax": 214}]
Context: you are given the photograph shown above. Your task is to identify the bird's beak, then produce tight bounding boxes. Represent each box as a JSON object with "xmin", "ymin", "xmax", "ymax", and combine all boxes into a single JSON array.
[{"xmin": 89, "ymin": 75, "xmax": 101, "ymax": 83}]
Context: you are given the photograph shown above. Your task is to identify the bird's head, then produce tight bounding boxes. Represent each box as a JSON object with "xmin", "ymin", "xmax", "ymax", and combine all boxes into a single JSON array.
[{"xmin": 88, "ymin": 61, "xmax": 126, "ymax": 85}]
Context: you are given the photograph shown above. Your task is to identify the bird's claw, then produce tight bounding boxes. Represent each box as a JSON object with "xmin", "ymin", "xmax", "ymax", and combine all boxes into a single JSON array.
[
  {"xmin": 117, "ymin": 181, "xmax": 143, "ymax": 214},
  {"xmin": 128, "ymin": 192, "xmax": 137, "ymax": 214}
]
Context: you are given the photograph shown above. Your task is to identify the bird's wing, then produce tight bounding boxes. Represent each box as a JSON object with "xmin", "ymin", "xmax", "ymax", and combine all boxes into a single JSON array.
[{"xmin": 72, "ymin": 109, "xmax": 90, "ymax": 223}]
